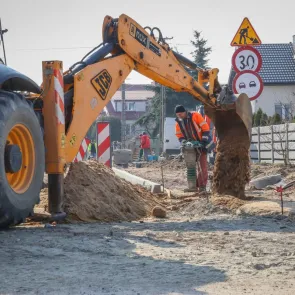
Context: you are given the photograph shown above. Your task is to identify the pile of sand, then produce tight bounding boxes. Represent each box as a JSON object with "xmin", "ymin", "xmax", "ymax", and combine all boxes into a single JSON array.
[{"xmin": 39, "ymin": 161, "xmax": 164, "ymax": 223}]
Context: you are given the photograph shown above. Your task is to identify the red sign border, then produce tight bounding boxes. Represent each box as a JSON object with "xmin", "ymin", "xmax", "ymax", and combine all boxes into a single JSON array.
[
  {"xmin": 232, "ymin": 46, "xmax": 262, "ymax": 73},
  {"xmin": 233, "ymin": 70, "xmax": 264, "ymax": 101}
]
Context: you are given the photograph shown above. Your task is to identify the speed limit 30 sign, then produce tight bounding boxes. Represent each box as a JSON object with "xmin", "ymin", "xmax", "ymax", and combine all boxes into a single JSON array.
[
  {"xmin": 231, "ymin": 45, "xmax": 263, "ymax": 101},
  {"xmin": 232, "ymin": 46, "xmax": 262, "ymax": 73}
]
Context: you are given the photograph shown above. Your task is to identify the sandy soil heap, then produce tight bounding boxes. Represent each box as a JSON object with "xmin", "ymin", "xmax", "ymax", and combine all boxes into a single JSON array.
[{"xmin": 56, "ymin": 161, "xmax": 163, "ymax": 222}]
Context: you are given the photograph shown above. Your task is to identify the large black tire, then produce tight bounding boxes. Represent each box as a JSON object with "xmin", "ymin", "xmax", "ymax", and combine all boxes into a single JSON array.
[{"xmin": 0, "ymin": 90, "xmax": 45, "ymax": 228}]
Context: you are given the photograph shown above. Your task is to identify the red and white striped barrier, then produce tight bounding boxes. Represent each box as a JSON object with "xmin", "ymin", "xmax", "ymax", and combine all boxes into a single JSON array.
[
  {"xmin": 53, "ymin": 69, "xmax": 65, "ymax": 125},
  {"xmin": 73, "ymin": 138, "xmax": 91, "ymax": 162},
  {"xmin": 97, "ymin": 122, "xmax": 111, "ymax": 167}
]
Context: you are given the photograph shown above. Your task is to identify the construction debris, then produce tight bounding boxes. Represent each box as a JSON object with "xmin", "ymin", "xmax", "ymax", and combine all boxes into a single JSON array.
[{"xmin": 249, "ymin": 174, "xmax": 282, "ymax": 189}]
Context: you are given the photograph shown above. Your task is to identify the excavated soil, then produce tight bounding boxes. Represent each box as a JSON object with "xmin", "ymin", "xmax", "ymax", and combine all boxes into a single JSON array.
[
  {"xmin": 213, "ymin": 127, "xmax": 250, "ymax": 198},
  {"xmin": 211, "ymin": 194, "xmax": 249, "ymax": 210},
  {"xmin": 38, "ymin": 161, "xmax": 164, "ymax": 223}
]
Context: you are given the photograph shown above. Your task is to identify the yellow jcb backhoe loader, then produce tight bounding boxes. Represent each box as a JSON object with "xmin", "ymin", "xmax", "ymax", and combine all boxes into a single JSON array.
[{"xmin": 0, "ymin": 14, "xmax": 252, "ymax": 228}]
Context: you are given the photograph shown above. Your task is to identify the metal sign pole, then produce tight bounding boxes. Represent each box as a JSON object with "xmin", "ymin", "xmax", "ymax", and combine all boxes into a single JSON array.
[{"xmin": 0, "ymin": 18, "xmax": 8, "ymax": 65}]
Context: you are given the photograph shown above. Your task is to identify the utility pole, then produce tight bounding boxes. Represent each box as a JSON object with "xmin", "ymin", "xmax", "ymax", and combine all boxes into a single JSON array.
[
  {"xmin": 0, "ymin": 18, "xmax": 8, "ymax": 65},
  {"xmin": 121, "ymin": 81, "xmax": 126, "ymax": 149}
]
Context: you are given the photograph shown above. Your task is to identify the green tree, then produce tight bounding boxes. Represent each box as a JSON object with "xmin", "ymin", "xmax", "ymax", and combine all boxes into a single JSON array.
[
  {"xmin": 191, "ymin": 30, "xmax": 212, "ymax": 68},
  {"xmin": 253, "ymin": 108, "xmax": 272, "ymax": 126},
  {"xmin": 254, "ymin": 108, "xmax": 263, "ymax": 127},
  {"xmin": 135, "ymin": 84, "xmax": 201, "ymax": 137},
  {"xmin": 135, "ymin": 84, "xmax": 161, "ymax": 137},
  {"xmin": 260, "ymin": 113, "xmax": 269, "ymax": 126},
  {"xmin": 271, "ymin": 113, "xmax": 281, "ymax": 125}
]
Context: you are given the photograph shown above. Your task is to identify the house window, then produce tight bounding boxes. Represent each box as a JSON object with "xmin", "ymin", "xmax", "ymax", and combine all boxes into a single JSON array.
[
  {"xmin": 126, "ymin": 102, "xmax": 135, "ymax": 111},
  {"xmin": 274, "ymin": 103, "xmax": 293, "ymax": 121}
]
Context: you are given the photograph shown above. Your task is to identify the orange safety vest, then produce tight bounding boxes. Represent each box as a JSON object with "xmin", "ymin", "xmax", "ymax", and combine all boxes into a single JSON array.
[{"xmin": 175, "ymin": 112, "xmax": 210, "ymax": 142}]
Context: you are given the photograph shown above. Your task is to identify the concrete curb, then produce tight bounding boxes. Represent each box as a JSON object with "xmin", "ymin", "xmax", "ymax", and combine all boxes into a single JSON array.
[
  {"xmin": 112, "ymin": 167, "xmax": 163, "ymax": 193},
  {"xmin": 250, "ymin": 174, "xmax": 282, "ymax": 189}
]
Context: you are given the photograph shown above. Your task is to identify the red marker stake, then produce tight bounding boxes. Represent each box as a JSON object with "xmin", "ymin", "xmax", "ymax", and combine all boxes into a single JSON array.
[{"xmin": 276, "ymin": 186, "xmax": 284, "ymax": 215}]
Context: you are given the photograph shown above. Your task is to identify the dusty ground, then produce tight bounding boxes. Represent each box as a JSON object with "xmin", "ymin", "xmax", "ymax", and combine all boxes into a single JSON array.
[
  {"xmin": 126, "ymin": 159, "xmax": 188, "ymax": 191},
  {"xmin": 126, "ymin": 162, "xmax": 295, "ymax": 202},
  {"xmin": 1, "ymin": 210, "xmax": 295, "ymax": 295},
  {"xmin": 1, "ymin": 162, "xmax": 295, "ymax": 294}
]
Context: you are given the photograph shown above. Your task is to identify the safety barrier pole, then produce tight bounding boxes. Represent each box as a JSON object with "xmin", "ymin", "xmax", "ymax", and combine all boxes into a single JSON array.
[{"xmin": 97, "ymin": 122, "xmax": 111, "ymax": 167}]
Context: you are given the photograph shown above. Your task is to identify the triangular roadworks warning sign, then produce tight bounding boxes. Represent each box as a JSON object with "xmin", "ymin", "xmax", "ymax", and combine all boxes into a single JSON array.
[{"xmin": 231, "ymin": 17, "xmax": 261, "ymax": 46}]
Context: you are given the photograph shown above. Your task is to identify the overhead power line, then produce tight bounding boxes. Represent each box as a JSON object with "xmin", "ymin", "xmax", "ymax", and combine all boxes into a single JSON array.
[
  {"xmin": 8, "ymin": 43, "xmax": 192, "ymax": 52},
  {"xmin": 7, "ymin": 46, "xmax": 95, "ymax": 51}
]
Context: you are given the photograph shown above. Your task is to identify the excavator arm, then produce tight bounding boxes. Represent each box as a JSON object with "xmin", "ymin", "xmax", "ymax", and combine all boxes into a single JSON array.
[
  {"xmin": 0, "ymin": 13, "xmax": 252, "ymax": 228},
  {"xmin": 40, "ymin": 13, "xmax": 252, "ymax": 214},
  {"xmin": 53, "ymin": 14, "xmax": 251, "ymax": 164}
]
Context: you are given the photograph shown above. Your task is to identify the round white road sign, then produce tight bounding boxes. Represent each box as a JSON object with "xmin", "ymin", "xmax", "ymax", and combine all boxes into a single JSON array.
[
  {"xmin": 233, "ymin": 70, "xmax": 264, "ymax": 101},
  {"xmin": 232, "ymin": 46, "xmax": 262, "ymax": 73}
]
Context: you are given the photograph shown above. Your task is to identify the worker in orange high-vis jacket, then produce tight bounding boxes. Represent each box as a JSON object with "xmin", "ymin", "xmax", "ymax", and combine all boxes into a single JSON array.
[{"xmin": 175, "ymin": 105, "xmax": 210, "ymax": 192}]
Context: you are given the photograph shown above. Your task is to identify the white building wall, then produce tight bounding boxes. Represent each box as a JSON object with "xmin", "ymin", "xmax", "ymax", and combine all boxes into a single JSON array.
[
  {"xmin": 115, "ymin": 101, "xmax": 146, "ymax": 112},
  {"xmin": 251, "ymin": 85, "xmax": 295, "ymax": 116}
]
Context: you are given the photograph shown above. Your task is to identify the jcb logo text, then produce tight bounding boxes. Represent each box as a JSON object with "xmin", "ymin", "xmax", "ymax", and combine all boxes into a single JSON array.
[{"xmin": 91, "ymin": 70, "xmax": 112, "ymax": 100}]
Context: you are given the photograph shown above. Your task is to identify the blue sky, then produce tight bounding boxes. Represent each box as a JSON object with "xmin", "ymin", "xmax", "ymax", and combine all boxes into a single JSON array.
[{"xmin": 1, "ymin": 0, "xmax": 295, "ymax": 85}]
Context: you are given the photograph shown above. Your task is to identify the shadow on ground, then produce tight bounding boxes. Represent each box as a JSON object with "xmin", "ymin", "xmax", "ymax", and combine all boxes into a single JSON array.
[{"xmin": 0, "ymin": 224, "xmax": 226, "ymax": 295}]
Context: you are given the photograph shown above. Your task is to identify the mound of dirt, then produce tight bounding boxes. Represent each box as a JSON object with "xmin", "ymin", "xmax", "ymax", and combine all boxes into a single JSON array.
[
  {"xmin": 38, "ymin": 161, "xmax": 164, "ymax": 223},
  {"xmin": 236, "ymin": 201, "xmax": 289, "ymax": 216},
  {"xmin": 211, "ymin": 194, "xmax": 248, "ymax": 210}
]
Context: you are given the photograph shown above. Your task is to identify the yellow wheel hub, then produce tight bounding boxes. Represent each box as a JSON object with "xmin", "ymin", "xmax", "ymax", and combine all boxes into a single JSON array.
[{"xmin": 5, "ymin": 124, "xmax": 35, "ymax": 194}]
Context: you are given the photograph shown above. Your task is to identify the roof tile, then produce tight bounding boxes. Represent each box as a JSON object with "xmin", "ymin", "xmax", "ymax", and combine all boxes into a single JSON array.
[{"xmin": 229, "ymin": 43, "xmax": 295, "ymax": 86}]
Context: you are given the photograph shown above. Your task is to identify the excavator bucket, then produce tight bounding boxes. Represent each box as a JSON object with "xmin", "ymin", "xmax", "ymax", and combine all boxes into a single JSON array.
[
  {"xmin": 208, "ymin": 93, "xmax": 252, "ymax": 140},
  {"xmin": 205, "ymin": 93, "xmax": 253, "ymax": 198}
]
